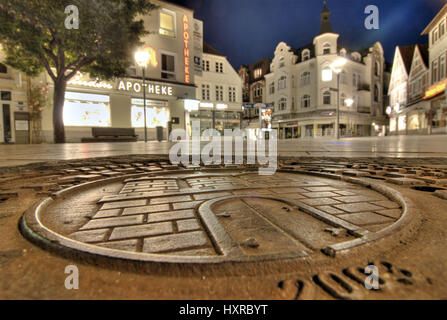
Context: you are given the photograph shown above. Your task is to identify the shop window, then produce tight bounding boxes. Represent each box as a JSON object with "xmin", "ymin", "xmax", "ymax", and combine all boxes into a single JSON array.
[
  {"xmin": 323, "ymin": 91, "xmax": 331, "ymax": 105},
  {"xmin": 63, "ymin": 92, "xmax": 111, "ymax": 127},
  {"xmin": 161, "ymin": 54, "xmax": 175, "ymax": 80},
  {"xmin": 0, "ymin": 63, "xmax": 7, "ymax": 74},
  {"xmin": 131, "ymin": 99, "xmax": 169, "ymax": 128},
  {"xmin": 159, "ymin": 10, "xmax": 176, "ymax": 37}
]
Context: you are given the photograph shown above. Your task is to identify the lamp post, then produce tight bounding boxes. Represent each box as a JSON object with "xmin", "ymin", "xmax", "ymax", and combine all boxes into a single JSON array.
[
  {"xmin": 323, "ymin": 58, "xmax": 347, "ymax": 139},
  {"xmin": 135, "ymin": 50, "xmax": 151, "ymax": 143}
]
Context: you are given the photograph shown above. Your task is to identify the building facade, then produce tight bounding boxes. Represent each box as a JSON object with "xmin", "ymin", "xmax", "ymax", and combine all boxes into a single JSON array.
[
  {"xmin": 265, "ymin": 2, "xmax": 388, "ymax": 139},
  {"xmin": 421, "ymin": 3, "xmax": 447, "ymax": 135},
  {"xmin": 238, "ymin": 58, "xmax": 271, "ymax": 130},
  {"xmin": 0, "ymin": 49, "xmax": 30, "ymax": 144},
  {"xmin": 0, "ymin": 0, "xmax": 210, "ymax": 143},
  {"xmin": 388, "ymin": 45, "xmax": 430, "ymax": 135},
  {"xmin": 388, "ymin": 3, "xmax": 447, "ymax": 136},
  {"xmin": 190, "ymin": 42, "xmax": 243, "ymax": 134}
]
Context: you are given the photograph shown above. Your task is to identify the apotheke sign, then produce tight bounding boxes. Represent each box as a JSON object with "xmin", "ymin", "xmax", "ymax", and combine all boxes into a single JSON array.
[{"xmin": 118, "ymin": 80, "xmax": 174, "ymax": 96}]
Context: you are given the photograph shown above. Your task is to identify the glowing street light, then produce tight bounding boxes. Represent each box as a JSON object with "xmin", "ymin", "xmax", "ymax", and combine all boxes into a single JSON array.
[
  {"xmin": 323, "ymin": 57, "xmax": 348, "ymax": 139},
  {"xmin": 135, "ymin": 49, "xmax": 151, "ymax": 142},
  {"xmin": 345, "ymin": 98, "xmax": 354, "ymax": 108}
]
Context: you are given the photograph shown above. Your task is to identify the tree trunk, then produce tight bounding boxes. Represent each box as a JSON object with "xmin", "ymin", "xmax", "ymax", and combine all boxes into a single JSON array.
[{"xmin": 53, "ymin": 79, "xmax": 67, "ymax": 143}]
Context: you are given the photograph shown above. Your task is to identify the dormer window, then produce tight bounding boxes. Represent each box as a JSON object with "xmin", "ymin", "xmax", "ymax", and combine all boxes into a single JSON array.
[
  {"xmin": 279, "ymin": 57, "xmax": 285, "ymax": 68},
  {"xmin": 323, "ymin": 43, "xmax": 331, "ymax": 55},
  {"xmin": 254, "ymin": 68, "xmax": 262, "ymax": 79},
  {"xmin": 302, "ymin": 50, "xmax": 310, "ymax": 61}
]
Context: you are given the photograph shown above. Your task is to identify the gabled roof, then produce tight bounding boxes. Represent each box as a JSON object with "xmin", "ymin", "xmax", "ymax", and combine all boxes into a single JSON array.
[
  {"xmin": 203, "ymin": 42, "xmax": 225, "ymax": 57},
  {"xmin": 422, "ymin": 3, "xmax": 447, "ymax": 35},
  {"xmin": 398, "ymin": 45, "xmax": 417, "ymax": 74},
  {"xmin": 416, "ymin": 44, "xmax": 429, "ymax": 68}
]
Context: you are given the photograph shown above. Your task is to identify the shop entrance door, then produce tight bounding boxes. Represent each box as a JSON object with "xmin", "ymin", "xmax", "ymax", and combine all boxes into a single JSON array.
[
  {"xmin": 2, "ymin": 104, "xmax": 11, "ymax": 143},
  {"xmin": 14, "ymin": 112, "xmax": 30, "ymax": 144}
]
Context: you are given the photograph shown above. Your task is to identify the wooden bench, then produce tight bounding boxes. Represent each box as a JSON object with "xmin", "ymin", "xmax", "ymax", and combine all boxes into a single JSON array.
[{"xmin": 81, "ymin": 128, "xmax": 138, "ymax": 143}]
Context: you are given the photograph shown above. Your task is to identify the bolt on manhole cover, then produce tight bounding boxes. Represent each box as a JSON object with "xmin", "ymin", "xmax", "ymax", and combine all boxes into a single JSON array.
[{"xmin": 21, "ymin": 170, "xmax": 408, "ymax": 264}]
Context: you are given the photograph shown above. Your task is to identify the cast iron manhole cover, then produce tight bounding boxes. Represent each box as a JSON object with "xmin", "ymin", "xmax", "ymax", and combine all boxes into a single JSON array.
[{"xmin": 21, "ymin": 170, "xmax": 408, "ymax": 264}]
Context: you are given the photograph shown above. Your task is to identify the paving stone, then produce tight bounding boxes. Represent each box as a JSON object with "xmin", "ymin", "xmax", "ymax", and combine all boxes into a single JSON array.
[
  {"xmin": 375, "ymin": 209, "xmax": 402, "ymax": 219},
  {"xmin": 334, "ymin": 195, "xmax": 379, "ymax": 203},
  {"xmin": 93, "ymin": 209, "xmax": 122, "ymax": 219},
  {"xmin": 338, "ymin": 212, "xmax": 394, "ymax": 226},
  {"xmin": 96, "ymin": 239, "xmax": 139, "ymax": 252},
  {"xmin": 70, "ymin": 229, "xmax": 109, "ymax": 243},
  {"xmin": 143, "ymin": 231, "xmax": 208, "ymax": 253},
  {"xmin": 332, "ymin": 190, "xmax": 357, "ymax": 196},
  {"xmin": 109, "ymin": 222, "xmax": 173, "ymax": 241},
  {"xmin": 304, "ymin": 186, "xmax": 339, "ymax": 192},
  {"xmin": 101, "ymin": 200, "xmax": 147, "ymax": 210},
  {"xmin": 80, "ymin": 215, "xmax": 144, "ymax": 230},
  {"xmin": 318, "ymin": 206, "xmax": 345, "ymax": 215},
  {"xmin": 334, "ymin": 202, "xmax": 384, "ymax": 213},
  {"xmin": 147, "ymin": 209, "xmax": 195, "ymax": 223},
  {"xmin": 122, "ymin": 204, "xmax": 170, "ymax": 216},
  {"xmin": 387, "ymin": 178, "xmax": 426, "ymax": 185},
  {"xmin": 371, "ymin": 201, "xmax": 401, "ymax": 209},
  {"xmin": 172, "ymin": 201, "xmax": 203, "ymax": 210},
  {"xmin": 166, "ymin": 248, "xmax": 215, "ymax": 256},
  {"xmin": 301, "ymin": 198, "xmax": 341, "ymax": 206},
  {"xmin": 150, "ymin": 195, "xmax": 192, "ymax": 205},
  {"xmin": 177, "ymin": 219, "xmax": 201, "ymax": 232},
  {"xmin": 193, "ymin": 192, "xmax": 232, "ymax": 201},
  {"xmin": 302, "ymin": 191, "xmax": 340, "ymax": 198}
]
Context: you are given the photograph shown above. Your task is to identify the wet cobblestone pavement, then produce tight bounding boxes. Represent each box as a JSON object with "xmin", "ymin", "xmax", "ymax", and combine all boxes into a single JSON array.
[{"xmin": 1, "ymin": 155, "xmax": 447, "ymax": 299}]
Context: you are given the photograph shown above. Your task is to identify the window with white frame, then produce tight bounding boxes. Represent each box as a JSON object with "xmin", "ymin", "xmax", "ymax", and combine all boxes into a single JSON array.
[
  {"xmin": 301, "ymin": 95, "xmax": 310, "ymax": 108},
  {"xmin": 433, "ymin": 60, "xmax": 439, "ymax": 83},
  {"xmin": 215, "ymin": 62, "xmax": 223, "ymax": 73},
  {"xmin": 215, "ymin": 85, "xmax": 223, "ymax": 101},
  {"xmin": 159, "ymin": 10, "xmax": 176, "ymax": 37},
  {"xmin": 374, "ymin": 84, "xmax": 380, "ymax": 102},
  {"xmin": 278, "ymin": 97, "xmax": 287, "ymax": 111},
  {"xmin": 254, "ymin": 68, "xmax": 262, "ymax": 79},
  {"xmin": 202, "ymin": 59, "xmax": 210, "ymax": 71},
  {"xmin": 323, "ymin": 91, "xmax": 331, "ymax": 105},
  {"xmin": 300, "ymin": 71, "xmax": 310, "ymax": 86},
  {"xmin": 375, "ymin": 61, "xmax": 381, "ymax": 76},
  {"xmin": 269, "ymin": 82, "xmax": 275, "ymax": 94},
  {"xmin": 341, "ymin": 93, "xmax": 346, "ymax": 106},
  {"xmin": 161, "ymin": 53, "xmax": 175, "ymax": 80},
  {"xmin": 253, "ymin": 84, "xmax": 263, "ymax": 98},
  {"xmin": 341, "ymin": 70, "xmax": 347, "ymax": 84},
  {"xmin": 279, "ymin": 57, "xmax": 285, "ymax": 68},
  {"xmin": 441, "ymin": 55, "xmax": 446, "ymax": 80},
  {"xmin": 202, "ymin": 84, "xmax": 210, "ymax": 100},
  {"xmin": 433, "ymin": 29, "xmax": 438, "ymax": 44},
  {"xmin": 441, "ymin": 22, "xmax": 446, "ymax": 38},
  {"xmin": 302, "ymin": 50, "xmax": 310, "ymax": 61},
  {"xmin": 323, "ymin": 43, "xmax": 331, "ymax": 55},
  {"xmin": 278, "ymin": 76, "xmax": 287, "ymax": 90},
  {"xmin": 228, "ymin": 87, "xmax": 236, "ymax": 102}
]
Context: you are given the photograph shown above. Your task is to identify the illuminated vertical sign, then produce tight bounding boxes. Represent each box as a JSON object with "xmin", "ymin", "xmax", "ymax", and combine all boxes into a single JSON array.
[{"xmin": 183, "ymin": 15, "xmax": 190, "ymax": 84}]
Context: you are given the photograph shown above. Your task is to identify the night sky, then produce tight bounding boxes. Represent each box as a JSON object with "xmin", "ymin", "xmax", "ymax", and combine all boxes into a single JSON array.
[{"xmin": 167, "ymin": 0, "xmax": 446, "ymax": 68}]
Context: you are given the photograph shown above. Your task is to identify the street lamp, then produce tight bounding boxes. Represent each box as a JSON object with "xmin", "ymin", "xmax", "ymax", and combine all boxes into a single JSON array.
[
  {"xmin": 323, "ymin": 58, "xmax": 347, "ymax": 139},
  {"xmin": 135, "ymin": 50, "xmax": 151, "ymax": 143}
]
